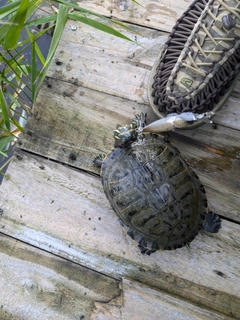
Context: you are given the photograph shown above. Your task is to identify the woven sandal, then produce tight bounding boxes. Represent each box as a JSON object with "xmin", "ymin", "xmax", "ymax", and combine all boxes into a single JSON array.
[{"xmin": 148, "ymin": 0, "xmax": 240, "ymax": 129}]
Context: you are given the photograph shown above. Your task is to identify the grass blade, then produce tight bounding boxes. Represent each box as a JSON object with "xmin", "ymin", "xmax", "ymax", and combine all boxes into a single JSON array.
[
  {"xmin": 52, "ymin": 0, "xmax": 104, "ymax": 18},
  {"xmin": 4, "ymin": 0, "xmax": 29, "ymax": 49},
  {"xmin": 36, "ymin": 4, "xmax": 68, "ymax": 95},
  {"xmin": 24, "ymin": 13, "xmax": 57, "ymax": 28},
  {"xmin": 0, "ymin": 136, "xmax": 16, "ymax": 151},
  {"xmin": 26, "ymin": 28, "xmax": 37, "ymax": 100},
  {"xmin": 69, "ymin": 13, "xmax": 134, "ymax": 42},
  {"xmin": 0, "ymin": 0, "xmax": 21, "ymax": 18},
  {"xmin": 0, "ymin": 87, "xmax": 10, "ymax": 131}
]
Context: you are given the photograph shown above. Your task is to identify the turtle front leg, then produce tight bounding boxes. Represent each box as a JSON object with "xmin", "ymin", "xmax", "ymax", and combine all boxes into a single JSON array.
[
  {"xmin": 132, "ymin": 112, "xmax": 147, "ymax": 132},
  {"xmin": 93, "ymin": 154, "xmax": 105, "ymax": 167},
  {"xmin": 203, "ymin": 211, "xmax": 221, "ymax": 233}
]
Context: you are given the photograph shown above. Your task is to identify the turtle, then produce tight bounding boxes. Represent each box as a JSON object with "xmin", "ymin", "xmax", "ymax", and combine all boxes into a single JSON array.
[{"xmin": 94, "ymin": 113, "xmax": 221, "ymax": 255}]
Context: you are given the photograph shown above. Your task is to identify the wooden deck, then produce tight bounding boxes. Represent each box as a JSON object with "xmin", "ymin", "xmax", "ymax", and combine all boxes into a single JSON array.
[{"xmin": 1, "ymin": 1, "xmax": 240, "ymax": 318}]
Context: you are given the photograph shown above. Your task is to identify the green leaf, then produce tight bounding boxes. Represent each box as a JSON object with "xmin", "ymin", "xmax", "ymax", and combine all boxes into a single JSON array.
[
  {"xmin": 34, "ymin": 38, "xmax": 46, "ymax": 67},
  {"xmin": 0, "ymin": 24, "xmax": 13, "ymax": 45},
  {"xmin": 32, "ymin": 39, "xmax": 36, "ymax": 100},
  {"xmin": 0, "ymin": 136, "xmax": 15, "ymax": 153},
  {"xmin": 4, "ymin": 0, "xmax": 29, "ymax": 49},
  {"xmin": 52, "ymin": 0, "xmax": 104, "ymax": 18},
  {"xmin": 0, "ymin": 72, "xmax": 29, "ymax": 93},
  {"xmin": 36, "ymin": 4, "xmax": 69, "ymax": 95},
  {"xmin": 0, "ymin": 0, "xmax": 21, "ymax": 17},
  {"xmin": 10, "ymin": 116, "xmax": 24, "ymax": 132},
  {"xmin": 24, "ymin": 0, "xmax": 46, "ymax": 20},
  {"xmin": 24, "ymin": 13, "xmax": 57, "ymax": 28},
  {"xmin": 47, "ymin": 4, "xmax": 69, "ymax": 60},
  {"xmin": 69, "ymin": 13, "xmax": 134, "ymax": 42},
  {"xmin": 0, "ymin": 74, "xmax": 22, "ymax": 92},
  {"xmin": 2, "ymin": 52, "xmax": 25, "ymax": 78},
  {"xmin": 131, "ymin": 0, "xmax": 143, "ymax": 7},
  {"xmin": 0, "ymin": 0, "xmax": 46, "ymax": 45},
  {"xmin": 5, "ymin": 89, "xmax": 27, "ymax": 112},
  {"xmin": 0, "ymin": 87, "xmax": 10, "ymax": 131},
  {"xmin": 26, "ymin": 27, "xmax": 37, "ymax": 100},
  {"xmin": 110, "ymin": 18, "xmax": 140, "ymax": 35}
]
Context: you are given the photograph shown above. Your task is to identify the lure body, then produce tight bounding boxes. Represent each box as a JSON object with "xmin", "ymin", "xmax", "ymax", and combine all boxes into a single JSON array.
[{"xmin": 143, "ymin": 112, "xmax": 215, "ymax": 133}]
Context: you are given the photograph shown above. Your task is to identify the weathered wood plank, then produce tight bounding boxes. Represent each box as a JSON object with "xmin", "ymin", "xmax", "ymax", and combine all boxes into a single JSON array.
[
  {"xmin": 168, "ymin": 124, "xmax": 240, "ymax": 223},
  {"xmin": 1, "ymin": 150, "xmax": 240, "ymax": 318},
  {"xmin": 19, "ymin": 78, "xmax": 240, "ymax": 223},
  {"xmin": 215, "ymin": 96, "xmax": 240, "ymax": 131},
  {"xmin": 2, "ymin": 4, "xmax": 240, "ymax": 319},
  {"xmin": 46, "ymin": 21, "xmax": 167, "ymax": 105},
  {"xmin": 90, "ymin": 278, "xmax": 235, "ymax": 319},
  {"xmin": 121, "ymin": 279, "xmax": 234, "ymax": 320},
  {"xmin": 19, "ymin": 81, "xmax": 152, "ymax": 171},
  {"xmin": 20, "ymin": 18, "xmax": 238, "ymax": 224},
  {"xmin": 1, "ymin": 235, "xmax": 233, "ymax": 320},
  {"xmin": 44, "ymin": 19, "xmax": 240, "ymax": 130},
  {"xmin": 76, "ymin": 0, "xmax": 195, "ymax": 33},
  {"xmin": 0, "ymin": 233, "xmax": 121, "ymax": 320}
]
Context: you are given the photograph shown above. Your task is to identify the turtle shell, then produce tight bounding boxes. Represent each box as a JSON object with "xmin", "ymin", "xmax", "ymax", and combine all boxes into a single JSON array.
[{"xmin": 101, "ymin": 133, "xmax": 207, "ymax": 252}]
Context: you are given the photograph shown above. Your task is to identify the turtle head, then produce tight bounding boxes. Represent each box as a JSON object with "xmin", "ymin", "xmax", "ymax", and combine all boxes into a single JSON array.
[{"xmin": 113, "ymin": 124, "xmax": 138, "ymax": 148}]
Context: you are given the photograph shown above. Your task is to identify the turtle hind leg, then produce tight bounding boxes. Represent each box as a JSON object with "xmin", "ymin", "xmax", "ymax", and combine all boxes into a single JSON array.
[
  {"xmin": 125, "ymin": 225, "xmax": 158, "ymax": 255},
  {"xmin": 138, "ymin": 238, "xmax": 159, "ymax": 255},
  {"xmin": 138, "ymin": 244, "xmax": 156, "ymax": 255},
  {"xmin": 203, "ymin": 211, "xmax": 221, "ymax": 233}
]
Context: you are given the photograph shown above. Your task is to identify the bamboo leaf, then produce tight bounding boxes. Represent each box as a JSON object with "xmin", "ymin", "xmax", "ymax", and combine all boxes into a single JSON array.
[
  {"xmin": 24, "ymin": 27, "xmax": 47, "ymax": 68},
  {"xmin": 46, "ymin": 4, "xmax": 69, "ymax": 66},
  {"xmin": 69, "ymin": 13, "xmax": 134, "ymax": 42},
  {"xmin": 5, "ymin": 90, "xmax": 26, "ymax": 111},
  {"xmin": 109, "ymin": 18, "xmax": 140, "ymax": 35},
  {"xmin": 24, "ymin": 0, "xmax": 46, "ymax": 20},
  {"xmin": 0, "ymin": 24, "xmax": 13, "ymax": 45},
  {"xmin": 33, "ymin": 38, "xmax": 46, "ymax": 67},
  {"xmin": 10, "ymin": 25, "xmax": 53, "ymax": 60},
  {"xmin": 0, "ymin": 0, "xmax": 45, "ymax": 45},
  {"xmin": 26, "ymin": 28, "xmax": 37, "ymax": 100},
  {"xmin": 4, "ymin": 0, "xmax": 29, "ymax": 49},
  {"xmin": 0, "ymin": 87, "xmax": 10, "ymax": 131},
  {"xmin": 2, "ymin": 53, "xmax": 25, "ymax": 78},
  {"xmin": 0, "ymin": 74, "xmax": 29, "ymax": 92},
  {"xmin": 24, "ymin": 13, "xmax": 57, "ymax": 28},
  {"xmin": 52, "ymin": 0, "xmax": 104, "ymax": 18},
  {"xmin": 10, "ymin": 116, "xmax": 24, "ymax": 132},
  {"xmin": 0, "ymin": 0, "xmax": 21, "ymax": 16},
  {"xmin": 36, "ymin": 4, "xmax": 69, "ymax": 95},
  {"xmin": 131, "ymin": 0, "xmax": 143, "ymax": 7},
  {"xmin": 0, "ymin": 136, "xmax": 15, "ymax": 152},
  {"xmin": 54, "ymin": 0, "xmax": 139, "ymax": 36},
  {"xmin": 32, "ymin": 40, "xmax": 36, "ymax": 100}
]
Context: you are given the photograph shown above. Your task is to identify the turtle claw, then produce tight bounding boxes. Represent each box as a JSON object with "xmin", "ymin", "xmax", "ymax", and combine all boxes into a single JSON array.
[
  {"xmin": 93, "ymin": 154, "xmax": 105, "ymax": 167},
  {"xmin": 203, "ymin": 211, "xmax": 221, "ymax": 233},
  {"xmin": 132, "ymin": 113, "xmax": 147, "ymax": 132},
  {"xmin": 138, "ymin": 244, "xmax": 156, "ymax": 255}
]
